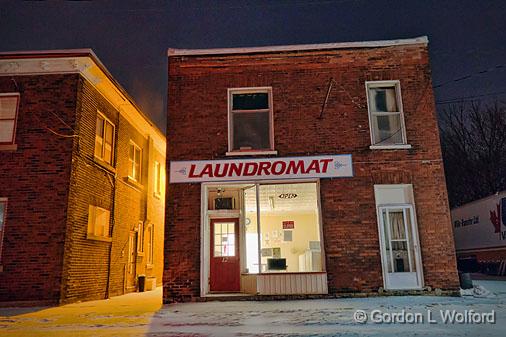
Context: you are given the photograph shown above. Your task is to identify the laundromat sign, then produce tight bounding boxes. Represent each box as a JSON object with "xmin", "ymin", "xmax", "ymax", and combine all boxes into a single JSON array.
[{"xmin": 169, "ymin": 154, "xmax": 353, "ymax": 183}]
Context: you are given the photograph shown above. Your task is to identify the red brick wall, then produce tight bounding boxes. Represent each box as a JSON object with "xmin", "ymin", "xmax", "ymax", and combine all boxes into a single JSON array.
[
  {"xmin": 0, "ymin": 74, "xmax": 78, "ymax": 303},
  {"xmin": 165, "ymin": 43, "xmax": 459, "ymax": 301}
]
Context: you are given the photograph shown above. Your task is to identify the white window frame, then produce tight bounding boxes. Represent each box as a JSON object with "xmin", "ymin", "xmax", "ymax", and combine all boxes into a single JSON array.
[
  {"xmin": 146, "ymin": 223, "xmax": 154, "ymax": 266},
  {"xmin": 154, "ymin": 160, "xmax": 162, "ymax": 197},
  {"xmin": 0, "ymin": 198, "xmax": 7, "ymax": 263},
  {"xmin": 128, "ymin": 141, "xmax": 142, "ymax": 182},
  {"xmin": 199, "ymin": 179, "xmax": 326, "ymax": 297},
  {"xmin": 365, "ymin": 81, "xmax": 411, "ymax": 150},
  {"xmin": 226, "ymin": 87, "xmax": 277, "ymax": 156},
  {"xmin": 94, "ymin": 111, "xmax": 115, "ymax": 164},
  {"xmin": 0, "ymin": 93, "xmax": 20, "ymax": 146},
  {"xmin": 87, "ymin": 205, "xmax": 111, "ymax": 241},
  {"xmin": 137, "ymin": 221, "xmax": 144, "ymax": 254},
  {"xmin": 374, "ymin": 184, "xmax": 424, "ymax": 290}
]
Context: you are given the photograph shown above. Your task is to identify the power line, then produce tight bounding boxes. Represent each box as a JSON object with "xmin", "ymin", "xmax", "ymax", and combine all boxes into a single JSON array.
[
  {"xmin": 436, "ymin": 90, "xmax": 506, "ymax": 105},
  {"xmin": 433, "ymin": 64, "xmax": 505, "ymax": 89}
]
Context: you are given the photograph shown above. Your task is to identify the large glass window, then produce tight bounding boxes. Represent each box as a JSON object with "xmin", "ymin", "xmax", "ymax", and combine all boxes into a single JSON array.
[
  {"xmin": 244, "ymin": 182, "xmax": 321, "ymax": 273},
  {"xmin": 228, "ymin": 88, "xmax": 273, "ymax": 152}
]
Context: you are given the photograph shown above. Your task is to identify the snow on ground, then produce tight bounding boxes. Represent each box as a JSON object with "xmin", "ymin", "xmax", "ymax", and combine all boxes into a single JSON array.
[{"xmin": 1, "ymin": 280, "xmax": 506, "ymax": 337}]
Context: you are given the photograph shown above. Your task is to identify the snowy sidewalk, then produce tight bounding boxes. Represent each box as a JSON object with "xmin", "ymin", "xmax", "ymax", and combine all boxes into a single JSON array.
[{"xmin": 2, "ymin": 281, "xmax": 506, "ymax": 336}]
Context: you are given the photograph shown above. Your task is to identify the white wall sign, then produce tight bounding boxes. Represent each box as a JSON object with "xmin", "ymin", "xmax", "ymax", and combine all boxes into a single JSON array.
[{"xmin": 169, "ymin": 154, "xmax": 353, "ymax": 183}]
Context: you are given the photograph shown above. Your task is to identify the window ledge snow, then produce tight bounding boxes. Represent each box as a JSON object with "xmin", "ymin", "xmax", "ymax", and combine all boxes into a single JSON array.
[
  {"xmin": 86, "ymin": 233, "xmax": 112, "ymax": 243},
  {"xmin": 369, "ymin": 144, "xmax": 412, "ymax": 150},
  {"xmin": 226, "ymin": 150, "xmax": 278, "ymax": 156},
  {"xmin": 125, "ymin": 176, "xmax": 144, "ymax": 190}
]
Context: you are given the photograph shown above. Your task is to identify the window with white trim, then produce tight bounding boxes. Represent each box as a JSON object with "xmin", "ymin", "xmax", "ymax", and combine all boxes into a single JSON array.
[
  {"xmin": 366, "ymin": 81, "xmax": 407, "ymax": 146},
  {"xmin": 95, "ymin": 112, "xmax": 115, "ymax": 164},
  {"xmin": 228, "ymin": 88, "xmax": 274, "ymax": 153},
  {"xmin": 87, "ymin": 205, "xmax": 110, "ymax": 238},
  {"xmin": 128, "ymin": 141, "xmax": 142, "ymax": 182},
  {"xmin": 0, "ymin": 199, "xmax": 7, "ymax": 262},
  {"xmin": 137, "ymin": 221, "xmax": 144, "ymax": 253},
  {"xmin": 0, "ymin": 93, "xmax": 20, "ymax": 145},
  {"xmin": 146, "ymin": 224, "xmax": 154, "ymax": 265},
  {"xmin": 154, "ymin": 161, "xmax": 161, "ymax": 196}
]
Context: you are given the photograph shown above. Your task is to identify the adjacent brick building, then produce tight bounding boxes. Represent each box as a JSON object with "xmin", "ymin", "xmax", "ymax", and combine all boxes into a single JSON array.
[
  {"xmin": 165, "ymin": 36, "xmax": 459, "ymax": 303},
  {"xmin": 0, "ymin": 50, "xmax": 166, "ymax": 305}
]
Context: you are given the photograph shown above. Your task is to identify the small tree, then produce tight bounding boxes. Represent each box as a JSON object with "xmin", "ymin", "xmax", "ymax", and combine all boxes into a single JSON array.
[{"xmin": 439, "ymin": 100, "xmax": 506, "ymax": 208}]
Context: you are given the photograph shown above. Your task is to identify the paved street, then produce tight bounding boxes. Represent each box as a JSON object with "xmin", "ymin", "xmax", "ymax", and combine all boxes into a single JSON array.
[{"xmin": 1, "ymin": 280, "xmax": 505, "ymax": 336}]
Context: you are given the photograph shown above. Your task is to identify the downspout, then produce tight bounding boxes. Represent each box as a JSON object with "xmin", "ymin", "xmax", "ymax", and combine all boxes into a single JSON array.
[{"xmin": 105, "ymin": 105, "xmax": 123, "ymax": 299}]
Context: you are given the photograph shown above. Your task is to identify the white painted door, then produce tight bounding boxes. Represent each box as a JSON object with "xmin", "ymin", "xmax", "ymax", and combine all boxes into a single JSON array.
[{"xmin": 378, "ymin": 205, "xmax": 423, "ymax": 290}]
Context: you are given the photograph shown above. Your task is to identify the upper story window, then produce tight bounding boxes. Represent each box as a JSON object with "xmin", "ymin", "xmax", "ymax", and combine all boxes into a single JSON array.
[
  {"xmin": 0, "ymin": 93, "xmax": 20, "ymax": 145},
  {"xmin": 228, "ymin": 88, "xmax": 274, "ymax": 154},
  {"xmin": 154, "ymin": 160, "xmax": 162, "ymax": 196},
  {"xmin": 128, "ymin": 141, "xmax": 142, "ymax": 182},
  {"xmin": 366, "ymin": 81, "xmax": 409, "ymax": 148},
  {"xmin": 95, "ymin": 112, "xmax": 115, "ymax": 165},
  {"xmin": 87, "ymin": 205, "xmax": 111, "ymax": 240}
]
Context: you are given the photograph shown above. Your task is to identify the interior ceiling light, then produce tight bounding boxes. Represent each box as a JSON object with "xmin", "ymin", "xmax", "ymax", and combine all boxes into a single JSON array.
[{"xmin": 279, "ymin": 193, "xmax": 297, "ymax": 199}]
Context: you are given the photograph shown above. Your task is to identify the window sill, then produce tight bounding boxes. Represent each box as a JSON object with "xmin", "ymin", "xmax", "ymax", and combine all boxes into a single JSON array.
[
  {"xmin": 93, "ymin": 156, "xmax": 116, "ymax": 173},
  {"xmin": 146, "ymin": 264, "xmax": 154, "ymax": 269},
  {"xmin": 0, "ymin": 144, "xmax": 18, "ymax": 151},
  {"xmin": 369, "ymin": 144, "xmax": 412, "ymax": 150},
  {"xmin": 86, "ymin": 233, "xmax": 112, "ymax": 243},
  {"xmin": 137, "ymin": 251, "xmax": 145, "ymax": 257},
  {"xmin": 124, "ymin": 176, "xmax": 144, "ymax": 191},
  {"xmin": 226, "ymin": 150, "xmax": 278, "ymax": 156}
]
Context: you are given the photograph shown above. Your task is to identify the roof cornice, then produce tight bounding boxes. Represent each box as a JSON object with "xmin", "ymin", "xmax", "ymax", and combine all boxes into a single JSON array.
[
  {"xmin": 168, "ymin": 36, "xmax": 428, "ymax": 57},
  {"xmin": 0, "ymin": 49, "xmax": 166, "ymax": 155}
]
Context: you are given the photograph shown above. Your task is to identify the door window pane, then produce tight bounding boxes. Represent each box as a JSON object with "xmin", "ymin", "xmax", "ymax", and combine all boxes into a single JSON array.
[
  {"xmin": 382, "ymin": 208, "xmax": 415, "ymax": 273},
  {"xmin": 213, "ymin": 222, "xmax": 235, "ymax": 257}
]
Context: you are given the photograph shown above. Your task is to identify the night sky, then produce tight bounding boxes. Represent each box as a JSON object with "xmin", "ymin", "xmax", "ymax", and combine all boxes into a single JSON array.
[{"xmin": 1, "ymin": 0, "xmax": 505, "ymax": 132}]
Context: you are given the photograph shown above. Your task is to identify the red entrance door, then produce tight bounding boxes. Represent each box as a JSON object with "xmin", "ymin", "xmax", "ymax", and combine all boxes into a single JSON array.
[{"xmin": 210, "ymin": 218, "xmax": 240, "ymax": 292}]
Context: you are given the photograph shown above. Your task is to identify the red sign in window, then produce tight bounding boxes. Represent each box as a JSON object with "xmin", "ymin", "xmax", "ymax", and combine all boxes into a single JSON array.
[{"xmin": 282, "ymin": 221, "xmax": 294, "ymax": 229}]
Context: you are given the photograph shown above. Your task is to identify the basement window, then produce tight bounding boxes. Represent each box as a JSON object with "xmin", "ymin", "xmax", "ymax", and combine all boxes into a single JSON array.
[
  {"xmin": 227, "ymin": 88, "xmax": 275, "ymax": 155},
  {"xmin": 95, "ymin": 112, "xmax": 115, "ymax": 165},
  {"xmin": 366, "ymin": 81, "xmax": 410, "ymax": 149},
  {"xmin": 0, "ymin": 93, "xmax": 20, "ymax": 148}
]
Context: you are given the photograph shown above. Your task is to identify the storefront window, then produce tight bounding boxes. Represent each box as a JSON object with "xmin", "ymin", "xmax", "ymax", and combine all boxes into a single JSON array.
[{"xmin": 244, "ymin": 182, "xmax": 322, "ymax": 273}]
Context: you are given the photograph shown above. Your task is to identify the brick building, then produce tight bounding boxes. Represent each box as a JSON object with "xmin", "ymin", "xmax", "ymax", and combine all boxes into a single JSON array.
[
  {"xmin": 165, "ymin": 36, "xmax": 459, "ymax": 302},
  {"xmin": 0, "ymin": 50, "xmax": 166, "ymax": 305}
]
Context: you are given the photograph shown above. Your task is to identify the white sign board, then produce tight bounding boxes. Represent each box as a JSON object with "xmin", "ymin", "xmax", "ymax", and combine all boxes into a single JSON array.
[
  {"xmin": 169, "ymin": 154, "xmax": 353, "ymax": 183},
  {"xmin": 451, "ymin": 192, "xmax": 506, "ymax": 252}
]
